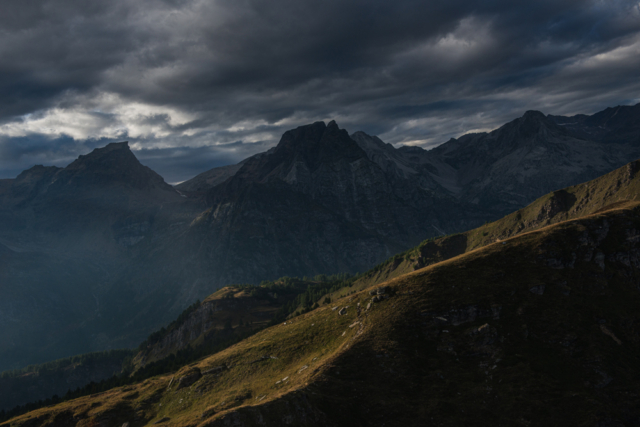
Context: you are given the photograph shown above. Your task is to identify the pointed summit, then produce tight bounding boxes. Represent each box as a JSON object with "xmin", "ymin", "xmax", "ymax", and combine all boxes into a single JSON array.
[
  {"xmin": 66, "ymin": 141, "xmax": 138, "ymax": 173},
  {"xmin": 522, "ymin": 110, "xmax": 546, "ymax": 119},
  {"xmin": 493, "ymin": 109, "xmax": 569, "ymax": 143},
  {"xmin": 55, "ymin": 141, "xmax": 173, "ymax": 192},
  {"xmin": 274, "ymin": 120, "xmax": 364, "ymax": 173},
  {"xmin": 227, "ymin": 120, "xmax": 366, "ymax": 186}
]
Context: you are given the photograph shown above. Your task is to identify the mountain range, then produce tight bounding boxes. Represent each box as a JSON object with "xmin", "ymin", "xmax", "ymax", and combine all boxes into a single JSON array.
[
  {"xmin": 0, "ymin": 103, "xmax": 638, "ymax": 375},
  {"xmin": 4, "ymin": 142, "xmax": 640, "ymax": 426}
]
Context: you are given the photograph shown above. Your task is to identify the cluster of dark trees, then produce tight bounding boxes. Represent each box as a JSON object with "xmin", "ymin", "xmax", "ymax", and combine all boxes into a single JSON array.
[
  {"xmin": 268, "ymin": 273, "xmax": 359, "ymax": 323},
  {"xmin": 139, "ymin": 300, "xmax": 201, "ymax": 349}
]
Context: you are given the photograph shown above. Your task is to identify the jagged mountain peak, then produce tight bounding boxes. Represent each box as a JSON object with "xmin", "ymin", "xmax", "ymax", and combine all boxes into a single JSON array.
[
  {"xmin": 349, "ymin": 131, "xmax": 425, "ymax": 179},
  {"xmin": 236, "ymin": 120, "xmax": 366, "ymax": 182},
  {"xmin": 350, "ymin": 131, "xmax": 388, "ymax": 150},
  {"xmin": 522, "ymin": 110, "xmax": 546, "ymax": 119},
  {"xmin": 277, "ymin": 120, "xmax": 353, "ymax": 150},
  {"xmin": 54, "ymin": 141, "xmax": 174, "ymax": 192},
  {"xmin": 66, "ymin": 141, "xmax": 136, "ymax": 170},
  {"xmin": 505, "ymin": 109, "xmax": 561, "ymax": 135},
  {"xmin": 476, "ymin": 109, "xmax": 573, "ymax": 151}
]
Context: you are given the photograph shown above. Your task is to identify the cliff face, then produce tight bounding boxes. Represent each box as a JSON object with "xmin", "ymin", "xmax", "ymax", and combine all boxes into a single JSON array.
[
  {"xmin": 132, "ymin": 288, "xmax": 282, "ymax": 369},
  {"xmin": 189, "ymin": 121, "xmax": 478, "ymax": 287}
]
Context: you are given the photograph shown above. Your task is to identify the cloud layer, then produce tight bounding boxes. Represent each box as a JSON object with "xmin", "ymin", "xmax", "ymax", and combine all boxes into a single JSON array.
[{"xmin": 1, "ymin": 0, "xmax": 639, "ymax": 182}]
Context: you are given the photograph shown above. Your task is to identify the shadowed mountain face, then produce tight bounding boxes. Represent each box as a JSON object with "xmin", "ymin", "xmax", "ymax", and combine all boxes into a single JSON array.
[
  {"xmin": 1, "ymin": 142, "xmax": 184, "ymax": 252},
  {"xmin": 0, "ymin": 105, "xmax": 639, "ymax": 373},
  {"xmin": 191, "ymin": 121, "xmax": 477, "ymax": 282},
  {"xmin": 189, "ymin": 105, "xmax": 640, "ymax": 222},
  {"xmin": 0, "ymin": 142, "xmax": 194, "ymax": 370},
  {"xmin": 428, "ymin": 110, "xmax": 639, "ymax": 214}
]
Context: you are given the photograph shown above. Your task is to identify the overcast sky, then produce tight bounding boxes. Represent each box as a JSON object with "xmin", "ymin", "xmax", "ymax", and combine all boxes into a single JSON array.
[{"xmin": 1, "ymin": 0, "xmax": 639, "ymax": 183}]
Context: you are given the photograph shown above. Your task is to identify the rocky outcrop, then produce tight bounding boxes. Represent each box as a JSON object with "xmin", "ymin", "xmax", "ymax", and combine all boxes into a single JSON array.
[{"xmin": 174, "ymin": 367, "xmax": 201, "ymax": 390}]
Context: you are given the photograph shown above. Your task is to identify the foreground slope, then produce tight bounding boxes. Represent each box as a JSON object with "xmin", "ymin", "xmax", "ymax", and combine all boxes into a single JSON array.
[
  {"xmin": 7, "ymin": 202, "xmax": 640, "ymax": 426},
  {"xmin": 127, "ymin": 158, "xmax": 640, "ymax": 381}
]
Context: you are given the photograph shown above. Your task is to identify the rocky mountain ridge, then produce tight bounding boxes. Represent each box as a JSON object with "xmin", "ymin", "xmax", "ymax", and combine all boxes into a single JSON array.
[
  {"xmin": 190, "ymin": 120, "xmax": 474, "ymax": 282},
  {"xmin": 0, "ymin": 103, "xmax": 638, "ymax": 377},
  {"xmin": 185, "ymin": 105, "xmax": 640, "ymax": 215}
]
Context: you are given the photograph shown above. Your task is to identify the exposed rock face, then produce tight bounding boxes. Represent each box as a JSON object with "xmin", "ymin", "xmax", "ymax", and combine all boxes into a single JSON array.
[
  {"xmin": 430, "ymin": 110, "xmax": 638, "ymax": 214},
  {"xmin": 134, "ymin": 300, "xmax": 229, "ymax": 368},
  {"xmin": 174, "ymin": 367, "xmax": 201, "ymax": 390},
  {"xmin": 132, "ymin": 286, "xmax": 289, "ymax": 370},
  {"xmin": 189, "ymin": 121, "xmax": 480, "ymax": 285}
]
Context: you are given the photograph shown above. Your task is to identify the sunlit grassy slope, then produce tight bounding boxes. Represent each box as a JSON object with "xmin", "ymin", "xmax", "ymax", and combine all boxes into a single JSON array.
[
  {"xmin": 5, "ymin": 197, "xmax": 640, "ymax": 425},
  {"xmin": 131, "ymin": 275, "xmax": 355, "ymax": 371}
]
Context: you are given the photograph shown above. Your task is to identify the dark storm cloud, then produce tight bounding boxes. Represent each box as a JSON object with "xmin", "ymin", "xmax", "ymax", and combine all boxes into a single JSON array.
[{"xmin": 0, "ymin": 0, "xmax": 639, "ymax": 181}]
